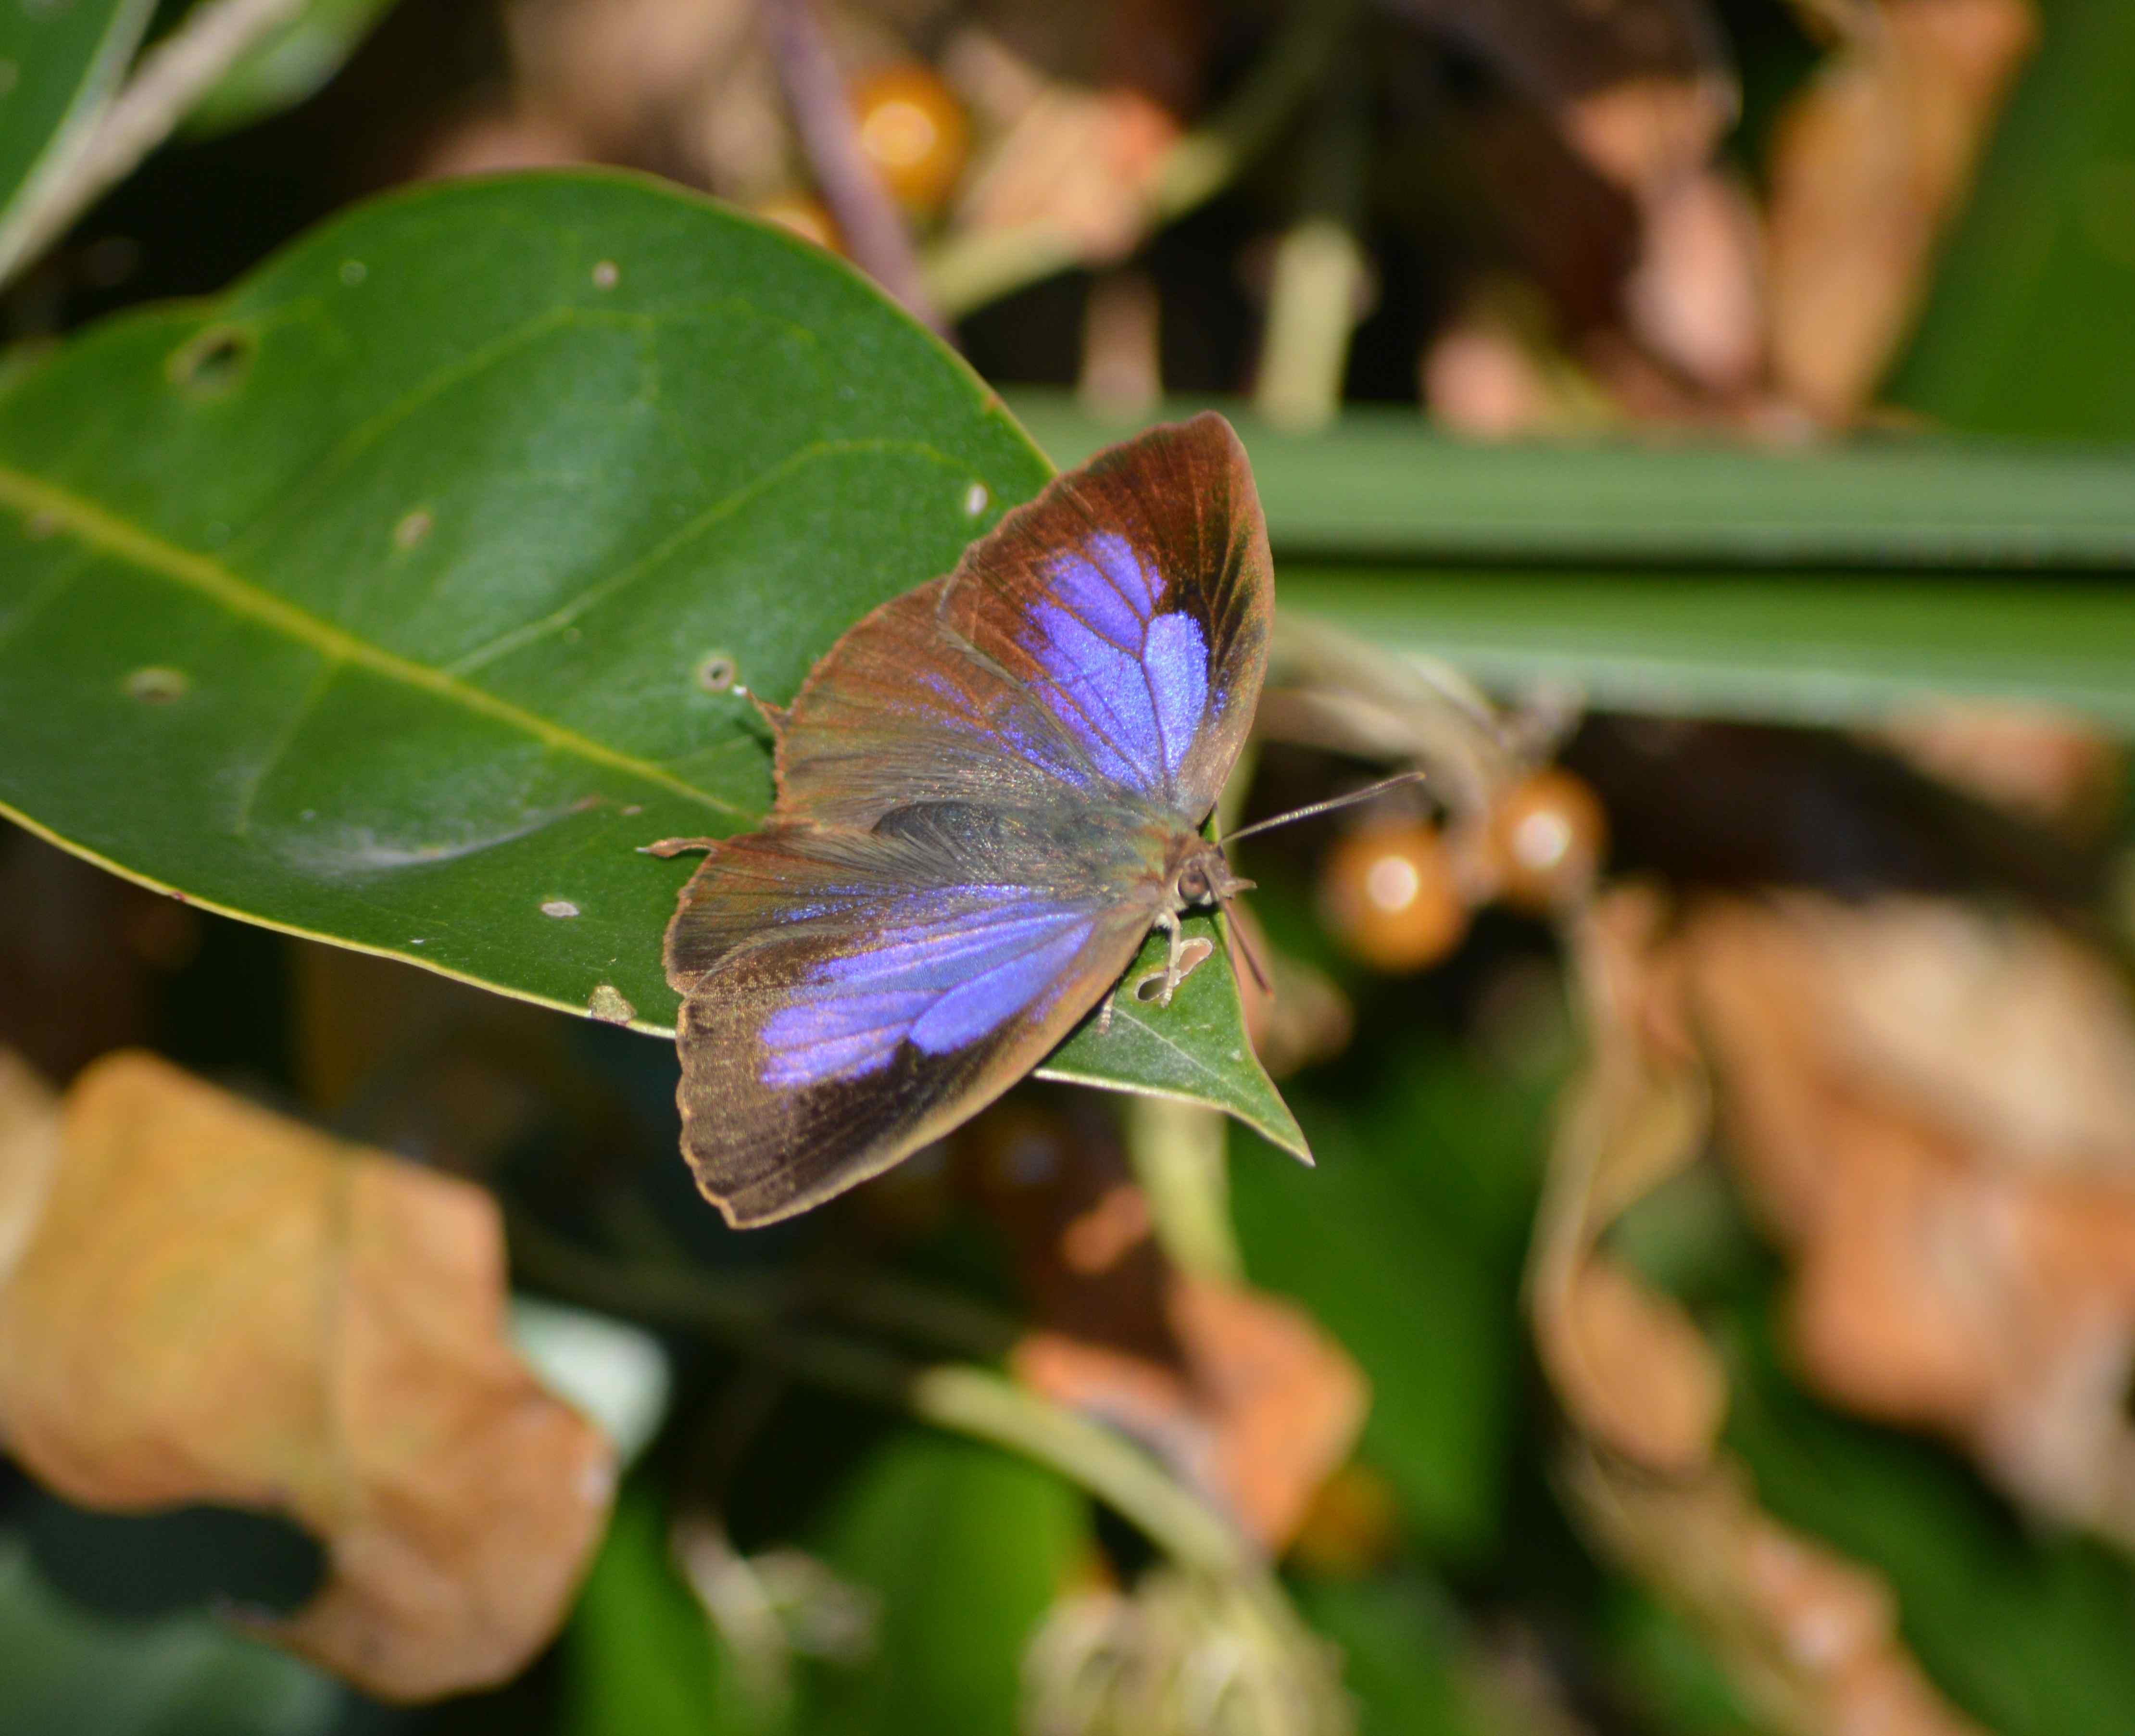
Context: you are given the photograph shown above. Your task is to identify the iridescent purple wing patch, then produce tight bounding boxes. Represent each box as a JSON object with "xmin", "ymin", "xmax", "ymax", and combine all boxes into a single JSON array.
[
  {"xmin": 1024, "ymin": 531, "xmax": 1210, "ymax": 799},
  {"xmin": 761, "ymin": 892, "xmax": 1097, "ymax": 1086}
]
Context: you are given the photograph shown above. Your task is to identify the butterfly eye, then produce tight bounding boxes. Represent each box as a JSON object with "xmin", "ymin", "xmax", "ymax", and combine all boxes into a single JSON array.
[{"xmin": 1177, "ymin": 860, "xmax": 1211, "ymax": 904}]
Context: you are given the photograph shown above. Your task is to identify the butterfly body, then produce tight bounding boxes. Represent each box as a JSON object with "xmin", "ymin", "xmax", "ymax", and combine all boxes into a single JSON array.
[{"xmin": 659, "ymin": 414, "xmax": 1272, "ymax": 1228}]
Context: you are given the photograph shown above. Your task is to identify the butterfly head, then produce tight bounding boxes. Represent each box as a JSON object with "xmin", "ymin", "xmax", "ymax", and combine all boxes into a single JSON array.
[{"xmin": 1169, "ymin": 837, "xmax": 1254, "ymax": 911}]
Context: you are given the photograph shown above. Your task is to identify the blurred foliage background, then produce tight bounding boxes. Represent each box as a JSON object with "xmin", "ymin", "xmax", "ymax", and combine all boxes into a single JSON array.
[{"xmin": 2, "ymin": 1, "xmax": 2134, "ymax": 1734}]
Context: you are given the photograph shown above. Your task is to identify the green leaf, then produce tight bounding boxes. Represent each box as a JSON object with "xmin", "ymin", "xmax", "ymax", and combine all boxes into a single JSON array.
[
  {"xmin": 1229, "ymin": 1038, "xmax": 1545, "ymax": 1558},
  {"xmin": 183, "ymin": 0, "xmax": 402, "ymax": 138},
  {"xmin": 1723, "ymin": 1306, "xmax": 2135, "ymax": 1736},
  {"xmin": 0, "ymin": 169, "xmax": 1282, "ymax": 1138},
  {"xmin": 562, "ymin": 1486, "xmax": 763, "ymax": 1736},
  {"xmin": 1279, "ymin": 564, "xmax": 2135, "ymax": 730},
  {"xmin": 1040, "ymin": 908, "xmax": 1308, "ymax": 1164},
  {"xmin": 807, "ymin": 1429, "xmax": 1086, "ymax": 1736},
  {"xmin": 1009, "ymin": 393, "xmax": 2135, "ymax": 569},
  {"xmin": 0, "ymin": 1532, "xmax": 337, "ymax": 1736},
  {"xmin": 0, "ymin": 0, "xmax": 156, "ymax": 278},
  {"xmin": 1291, "ymin": 1572, "xmax": 1492, "ymax": 1736}
]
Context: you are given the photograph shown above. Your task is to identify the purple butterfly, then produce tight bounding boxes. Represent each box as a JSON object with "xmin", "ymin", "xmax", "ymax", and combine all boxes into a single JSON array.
[{"xmin": 651, "ymin": 414, "xmax": 1271, "ymax": 1228}]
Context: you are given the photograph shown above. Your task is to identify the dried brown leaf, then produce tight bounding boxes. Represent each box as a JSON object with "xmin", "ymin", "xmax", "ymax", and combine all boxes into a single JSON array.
[
  {"xmin": 965, "ymin": 1098, "xmax": 1366, "ymax": 1549},
  {"xmin": 1685, "ymin": 895, "xmax": 2135, "ymax": 1547},
  {"xmin": 0, "ymin": 1051, "xmax": 612, "ymax": 1701},
  {"xmin": 1870, "ymin": 702, "xmax": 2126, "ymax": 839},
  {"xmin": 1566, "ymin": 1443, "xmax": 1986, "ymax": 1736},
  {"xmin": 1015, "ymin": 1271, "xmax": 1368, "ymax": 1552},
  {"xmin": 1530, "ymin": 889, "xmax": 1726, "ymax": 1472}
]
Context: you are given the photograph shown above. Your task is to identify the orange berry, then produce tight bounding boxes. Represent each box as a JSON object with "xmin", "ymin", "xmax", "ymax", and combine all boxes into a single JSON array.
[
  {"xmin": 753, "ymin": 195, "xmax": 841, "ymax": 253},
  {"xmin": 1319, "ymin": 821, "xmax": 1468, "ymax": 973},
  {"xmin": 850, "ymin": 62, "xmax": 969, "ymax": 216},
  {"xmin": 1486, "ymin": 768, "xmax": 1607, "ymax": 913}
]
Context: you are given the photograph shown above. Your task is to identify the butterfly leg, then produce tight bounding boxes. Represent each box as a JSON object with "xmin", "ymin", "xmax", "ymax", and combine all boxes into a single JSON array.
[
  {"xmin": 1154, "ymin": 908, "xmax": 1185, "ymax": 1007},
  {"xmin": 1097, "ymin": 992, "xmax": 1117, "ymax": 1036},
  {"xmin": 640, "ymin": 837, "xmax": 720, "ymax": 857}
]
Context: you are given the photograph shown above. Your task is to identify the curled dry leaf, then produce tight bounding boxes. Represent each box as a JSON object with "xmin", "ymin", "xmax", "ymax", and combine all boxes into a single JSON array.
[
  {"xmin": 1530, "ymin": 889, "xmax": 1727, "ymax": 1475},
  {"xmin": 1765, "ymin": 0, "xmax": 2038, "ymax": 420},
  {"xmin": 1023, "ymin": 1565, "xmax": 1354, "ymax": 1736},
  {"xmin": 0, "ymin": 1051, "xmax": 613, "ymax": 1702},
  {"xmin": 1564, "ymin": 1443, "xmax": 1986, "ymax": 1736},
  {"xmin": 1684, "ymin": 894, "xmax": 2135, "ymax": 1547},
  {"xmin": 1016, "ymin": 1273, "xmax": 1370, "ymax": 1552}
]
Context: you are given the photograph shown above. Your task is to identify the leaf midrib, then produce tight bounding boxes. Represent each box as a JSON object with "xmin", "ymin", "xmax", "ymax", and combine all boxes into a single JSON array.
[{"xmin": 0, "ymin": 462, "xmax": 746, "ymax": 815}]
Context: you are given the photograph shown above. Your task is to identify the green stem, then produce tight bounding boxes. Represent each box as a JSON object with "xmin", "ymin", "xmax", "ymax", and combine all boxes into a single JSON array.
[{"xmin": 1124, "ymin": 1094, "xmax": 1244, "ymax": 1283}]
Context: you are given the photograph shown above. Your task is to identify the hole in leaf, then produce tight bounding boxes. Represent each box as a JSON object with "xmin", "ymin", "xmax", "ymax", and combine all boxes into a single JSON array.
[
  {"xmin": 168, "ymin": 325, "xmax": 254, "ymax": 397},
  {"xmin": 124, "ymin": 667, "xmax": 188, "ymax": 704},
  {"xmin": 695, "ymin": 653, "xmax": 738, "ymax": 694}
]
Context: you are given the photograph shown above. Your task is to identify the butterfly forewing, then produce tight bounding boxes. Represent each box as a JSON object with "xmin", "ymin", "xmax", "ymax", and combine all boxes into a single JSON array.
[
  {"xmin": 663, "ymin": 414, "xmax": 1272, "ymax": 1227},
  {"xmin": 772, "ymin": 412, "xmax": 1271, "ymax": 829}
]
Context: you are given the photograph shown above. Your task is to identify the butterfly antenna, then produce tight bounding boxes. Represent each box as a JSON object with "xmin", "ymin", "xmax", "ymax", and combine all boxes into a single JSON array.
[
  {"xmin": 1221, "ymin": 769, "xmax": 1429, "ymax": 845},
  {"xmin": 1222, "ymin": 897, "xmax": 1272, "ymax": 994}
]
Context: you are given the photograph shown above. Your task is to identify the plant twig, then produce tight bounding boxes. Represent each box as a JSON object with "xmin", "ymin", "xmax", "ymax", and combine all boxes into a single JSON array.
[
  {"xmin": 1124, "ymin": 1094, "xmax": 1243, "ymax": 1283},
  {"xmin": 1254, "ymin": 10, "xmax": 1369, "ymax": 430},
  {"xmin": 508, "ymin": 1215, "xmax": 1285, "ymax": 1600},
  {"xmin": 762, "ymin": 0, "xmax": 946, "ymax": 335},
  {"xmin": 0, "ymin": 0, "xmax": 309, "ymax": 288}
]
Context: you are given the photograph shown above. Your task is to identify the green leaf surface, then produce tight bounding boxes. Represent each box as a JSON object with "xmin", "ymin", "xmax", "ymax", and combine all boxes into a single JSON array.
[
  {"xmin": 1040, "ymin": 907, "xmax": 1308, "ymax": 1163},
  {"xmin": 0, "ymin": 1534, "xmax": 337, "ymax": 1736},
  {"xmin": 1010, "ymin": 393, "xmax": 2135, "ymax": 568},
  {"xmin": 0, "ymin": 168, "xmax": 1283, "ymax": 1139},
  {"xmin": 0, "ymin": 0, "xmax": 156, "ymax": 277},
  {"xmin": 807, "ymin": 1429, "xmax": 1086, "ymax": 1736},
  {"xmin": 183, "ymin": 0, "xmax": 401, "ymax": 138}
]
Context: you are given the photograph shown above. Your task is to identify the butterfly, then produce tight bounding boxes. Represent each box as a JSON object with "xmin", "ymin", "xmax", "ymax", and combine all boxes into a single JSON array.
[{"xmin": 651, "ymin": 412, "xmax": 1271, "ymax": 1229}]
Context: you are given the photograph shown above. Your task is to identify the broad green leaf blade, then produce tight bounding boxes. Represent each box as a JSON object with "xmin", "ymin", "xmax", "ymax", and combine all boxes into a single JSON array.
[
  {"xmin": 1279, "ymin": 565, "xmax": 2135, "ymax": 730},
  {"xmin": 1010, "ymin": 393, "xmax": 2135, "ymax": 569},
  {"xmin": 810, "ymin": 1429, "xmax": 1087, "ymax": 1736},
  {"xmin": 562, "ymin": 1487, "xmax": 760, "ymax": 1736},
  {"xmin": 0, "ymin": 169, "xmax": 1286, "ymax": 1143},
  {"xmin": 0, "ymin": 1534, "xmax": 337, "ymax": 1736},
  {"xmin": 0, "ymin": 0, "xmax": 156, "ymax": 279},
  {"xmin": 1040, "ymin": 908, "xmax": 1308, "ymax": 1164},
  {"xmin": 184, "ymin": 0, "xmax": 401, "ymax": 138}
]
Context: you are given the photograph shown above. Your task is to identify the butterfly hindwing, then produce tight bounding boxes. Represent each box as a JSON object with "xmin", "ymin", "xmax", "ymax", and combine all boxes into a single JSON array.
[{"xmin": 668, "ymin": 820, "xmax": 1157, "ymax": 1225}]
